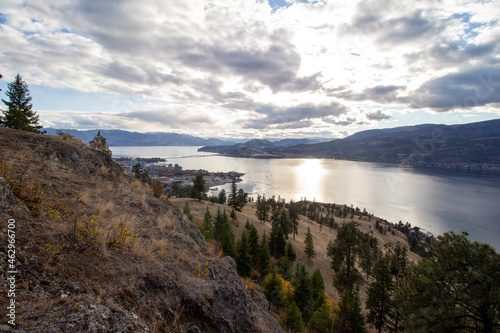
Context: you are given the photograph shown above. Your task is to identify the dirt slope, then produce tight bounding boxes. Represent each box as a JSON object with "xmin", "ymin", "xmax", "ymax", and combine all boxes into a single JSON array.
[{"xmin": 0, "ymin": 128, "xmax": 284, "ymax": 333}]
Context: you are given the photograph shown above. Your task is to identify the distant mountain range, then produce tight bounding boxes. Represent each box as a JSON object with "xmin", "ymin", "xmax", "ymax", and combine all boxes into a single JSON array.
[
  {"xmin": 199, "ymin": 119, "xmax": 500, "ymax": 174},
  {"xmin": 45, "ymin": 129, "xmax": 231, "ymax": 146},
  {"xmin": 46, "ymin": 128, "xmax": 329, "ymax": 147}
]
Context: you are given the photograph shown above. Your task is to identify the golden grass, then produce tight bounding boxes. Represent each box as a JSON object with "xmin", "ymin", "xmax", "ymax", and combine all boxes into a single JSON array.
[
  {"xmin": 78, "ymin": 189, "xmax": 92, "ymax": 205},
  {"xmin": 97, "ymin": 200, "xmax": 115, "ymax": 216},
  {"xmin": 156, "ymin": 213, "xmax": 177, "ymax": 231}
]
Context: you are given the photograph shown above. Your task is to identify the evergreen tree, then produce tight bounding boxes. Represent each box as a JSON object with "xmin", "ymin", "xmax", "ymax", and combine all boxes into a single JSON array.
[
  {"xmin": 335, "ymin": 289, "xmax": 366, "ymax": 333},
  {"xmin": 246, "ymin": 222, "xmax": 260, "ymax": 265},
  {"xmin": 286, "ymin": 242, "xmax": 297, "ymax": 262},
  {"xmin": 214, "ymin": 207, "xmax": 225, "ymax": 241},
  {"xmin": 236, "ymin": 231, "xmax": 253, "ymax": 277},
  {"xmin": 259, "ymin": 232, "xmax": 271, "ymax": 276},
  {"xmin": 183, "ymin": 202, "xmax": 193, "ymax": 221},
  {"xmin": 230, "ymin": 207, "xmax": 237, "ymax": 223},
  {"xmin": 327, "ymin": 221, "xmax": 364, "ymax": 294},
  {"xmin": 263, "ymin": 270, "xmax": 285, "ymax": 308},
  {"xmin": 286, "ymin": 301, "xmax": 305, "ymax": 333},
  {"xmin": 201, "ymin": 208, "xmax": 213, "ymax": 239},
  {"xmin": 288, "ymin": 199, "xmax": 300, "ymax": 239},
  {"xmin": 304, "ymin": 227, "xmax": 316, "ymax": 259},
  {"xmin": 89, "ymin": 130, "xmax": 112, "ymax": 156},
  {"xmin": 255, "ymin": 194, "xmax": 270, "ymax": 223},
  {"xmin": 269, "ymin": 222, "xmax": 286, "ymax": 259},
  {"xmin": 131, "ymin": 162, "xmax": 143, "ymax": 177},
  {"xmin": 387, "ymin": 245, "xmax": 408, "ymax": 333},
  {"xmin": 191, "ymin": 172, "xmax": 207, "ymax": 201},
  {"xmin": 1, "ymin": 74, "xmax": 43, "ymax": 133},
  {"xmin": 366, "ymin": 256, "xmax": 394, "ymax": 333},
  {"xmin": 218, "ymin": 189, "xmax": 226, "ymax": 204},
  {"xmin": 310, "ymin": 268, "xmax": 325, "ymax": 301},
  {"xmin": 359, "ymin": 233, "xmax": 381, "ymax": 278},
  {"xmin": 293, "ymin": 264, "xmax": 312, "ymax": 317},
  {"xmin": 271, "ymin": 208, "xmax": 292, "ymax": 239},
  {"xmin": 389, "ymin": 245, "xmax": 409, "ymax": 282},
  {"xmin": 308, "ymin": 302, "xmax": 334, "ymax": 333},
  {"xmin": 277, "ymin": 257, "xmax": 294, "ymax": 281},
  {"xmin": 220, "ymin": 220, "xmax": 236, "ymax": 257},
  {"xmin": 227, "ymin": 179, "xmax": 242, "ymax": 211},
  {"xmin": 396, "ymin": 232, "xmax": 500, "ymax": 333},
  {"xmin": 237, "ymin": 188, "xmax": 247, "ymax": 209}
]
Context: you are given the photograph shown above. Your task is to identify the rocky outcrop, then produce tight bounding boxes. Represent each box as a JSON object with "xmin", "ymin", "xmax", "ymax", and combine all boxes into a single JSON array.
[
  {"xmin": 0, "ymin": 176, "xmax": 15, "ymax": 210},
  {"xmin": 0, "ymin": 128, "xmax": 284, "ymax": 333}
]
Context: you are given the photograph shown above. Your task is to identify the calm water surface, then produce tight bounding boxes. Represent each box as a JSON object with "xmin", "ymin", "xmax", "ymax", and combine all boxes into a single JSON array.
[{"xmin": 111, "ymin": 146, "xmax": 500, "ymax": 250}]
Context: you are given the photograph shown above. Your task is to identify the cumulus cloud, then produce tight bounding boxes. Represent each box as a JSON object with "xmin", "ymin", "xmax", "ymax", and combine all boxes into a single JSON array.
[
  {"xmin": 1, "ymin": 0, "xmax": 500, "ymax": 137},
  {"xmin": 242, "ymin": 101, "xmax": 349, "ymax": 129},
  {"xmin": 366, "ymin": 110, "xmax": 393, "ymax": 121},
  {"xmin": 407, "ymin": 66, "xmax": 500, "ymax": 111}
]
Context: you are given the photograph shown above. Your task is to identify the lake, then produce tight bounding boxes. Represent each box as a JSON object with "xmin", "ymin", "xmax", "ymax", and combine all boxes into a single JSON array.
[{"xmin": 111, "ymin": 146, "xmax": 500, "ymax": 250}]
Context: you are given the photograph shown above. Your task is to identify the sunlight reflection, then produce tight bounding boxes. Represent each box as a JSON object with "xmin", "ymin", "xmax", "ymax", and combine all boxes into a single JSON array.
[{"xmin": 294, "ymin": 159, "xmax": 326, "ymax": 202}]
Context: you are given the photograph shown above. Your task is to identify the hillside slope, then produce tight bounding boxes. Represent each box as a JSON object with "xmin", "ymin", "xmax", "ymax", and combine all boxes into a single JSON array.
[
  {"xmin": 0, "ymin": 128, "xmax": 284, "ymax": 333},
  {"xmin": 277, "ymin": 119, "xmax": 500, "ymax": 173},
  {"xmin": 201, "ymin": 119, "xmax": 500, "ymax": 173}
]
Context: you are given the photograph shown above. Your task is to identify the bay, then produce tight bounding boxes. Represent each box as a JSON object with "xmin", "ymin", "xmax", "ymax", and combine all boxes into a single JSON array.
[{"xmin": 111, "ymin": 146, "xmax": 500, "ymax": 250}]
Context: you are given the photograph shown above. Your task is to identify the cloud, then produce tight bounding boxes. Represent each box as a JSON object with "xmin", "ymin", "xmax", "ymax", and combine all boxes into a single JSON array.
[
  {"xmin": 2, "ymin": 0, "xmax": 500, "ymax": 138},
  {"xmin": 366, "ymin": 110, "xmax": 392, "ymax": 121},
  {"xmin": 407, "ymin": 66, "xmax": 500, "ymax": 111},
  {"xmin": 335, "ymin": 85, "xmax": 404, "ymax": 104},
  {"xmin": 242, "ymin": 101, "xmax": 349, "ymax": 129}
]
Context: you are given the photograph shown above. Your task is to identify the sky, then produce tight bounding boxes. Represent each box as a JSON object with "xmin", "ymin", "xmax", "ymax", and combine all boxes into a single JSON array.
[{"xmin": 1, "ymin": 0, "xmax": 500, "ymax": 139}]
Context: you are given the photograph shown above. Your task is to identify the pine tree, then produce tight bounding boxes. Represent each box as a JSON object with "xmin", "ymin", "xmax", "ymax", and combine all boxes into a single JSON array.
[
  {"xmin": 359, "ymin": 233, "xmax": 381, "ymax": 278},
  {"xmin": 271, "ymin": 208, "xmax": 292, "ymax": 239},
  {"xmin": 387, "ymin": 245, "xmax": 408, "ymax": 332},
  {"xmin": 293, "ymin": 264, "xmax": 312, "ymax": 317},
  {"xmin": 236, "ymin": 231, "xmax": 253, "ymax": 277},
  {"xmin": 286, "ymin": 242, "xmax": 297, "ymax": 262},
  {"xmin": 366, "ymin": 256, "xmax": 394, "ymax": 333},
  {"xmin": 335, "ymin": 289, "xmax": 366, "ymax": 333},
  {"xmin": 269, "ymin": 222, "xmax": 286, "ymax": 259},
  {"xmin": 259, "ymin": 232, "xmax": 271, "ymax": 276},
  {"xmin": 237, "ymin": 188, "xmax": 247, "ymax": 210},
  {"xmin": 396, "ymin": 232, "xmax": 500, "ymax": 333},
  {"xmin": 131, "ymin": 162, "xmax": 143, "ymax": 177},
  {"xmin": 263, "ymin": 270, "xmax": 284, "ymax": 308},
  {"xmin": 201, "ymin": 208, "xmax": 213, "ymax": 239},
  {"xmin": 327, "ymin": 221, "xmax": 364, "ymax": 294},
  {"xmin": 191, "ymin": 172, "xmax": 207, "ymax": 201},
  {"xmin": 304, "ymin": 227, "xmax": 316, "ymax": 259},
  {"xmin": 220, "ymin": 221, "xmax": 236, "ymax": 257},
  {"xmin": 310, "ymin": 268, "xmax": 325, "ymax": 301},
  {"xmin": 277, "ymin": 257, "xmax": 293, "ymax": 281},
  {"xmin": 288, "ymin": 199, "xmax": 300, "ymax": 239},
  {"xmin": 1, "ymin": 74, "xmax": 43, "ymax": 133},
  {"xmin": 183, "ymin": 202, "xmax": 193, "ymax": 221},
  {"xmin": 230, "ymin": 207, "xmax": 237, "ymax": 223},
  {"xmin": 89, "ymin": 130, "xmax": 112, "ymax": 156},
  {"xmin": 308, "ymin": 302, "xmax": 334, "ymax": 333},
  {"xmin": 213, "ymin": 208, "xmax": 226, "ymax": 241},
  {"xmin": 228, "ymin": 179, "xmax": 241, "ymax": 211},
  {"xmin": 255, "ymin": 194, "xmax": 269, "ymax": 223},
  {"xmin": 218, "ymin": 189, "xmax": 226, "ymax": 204},
  {"xmin": 286, "ymin": 301, "xmax": 305, "ymax": 333},
  {"xmin": 246, "ymin": 222, "xmax": 260, "ymax": 265}
]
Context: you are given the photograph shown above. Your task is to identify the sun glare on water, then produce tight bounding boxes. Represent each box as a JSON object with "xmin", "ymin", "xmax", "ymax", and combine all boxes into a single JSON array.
[{"xmin": 294, "ymin": 159, "xmax": 326, "ymax": 202}]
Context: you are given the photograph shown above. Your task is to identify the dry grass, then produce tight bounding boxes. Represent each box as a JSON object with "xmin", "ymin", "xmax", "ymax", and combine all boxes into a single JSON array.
[
  {"xmin": 156, "ymin": 213, "xmax": 177, "ymax": 231},
  {"xmin": 140, "ymin": 193, "xmax": 153, "ymax": 214},
  {"xmin": 131, "ymin": 179, "xmax": 146, "ymax": 192},
  {"xmin": 97, "ymin": 200, "xmax": 116, "ymax": 216},
  {"xmin": 78, "ymin": 189, "xmax": 92, "ymax": 205}
]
